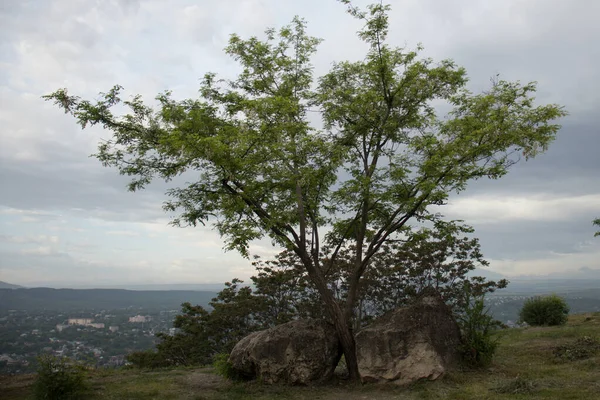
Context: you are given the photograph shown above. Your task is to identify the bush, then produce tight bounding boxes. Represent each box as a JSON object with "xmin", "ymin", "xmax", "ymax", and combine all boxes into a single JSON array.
[
  {"xmin": 32, "ymin": 354, "xmax": 89, "ymax": 400},
  {"xmin": 519, "ymin": 294, "xmax": 569, "ymax": 326},
  {"xmin": 456, "ymin": 284, "xmax": 503, "ymax": 368},
  {"xmin": 212, "ymin": 353, "xmax": 247, "ymax": 381}
]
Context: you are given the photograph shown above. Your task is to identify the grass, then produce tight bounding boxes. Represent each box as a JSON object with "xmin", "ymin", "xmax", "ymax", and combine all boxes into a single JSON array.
[{"xmin": 3, "ymin": 312, "xmax": 600, "ymax": 400}]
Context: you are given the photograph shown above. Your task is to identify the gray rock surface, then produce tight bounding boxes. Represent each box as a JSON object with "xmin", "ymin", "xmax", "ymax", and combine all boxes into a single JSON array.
[
  {"xmin": 229, "ymin": 319, "xmax": 341, "ymax": 385},
  {"xmin": 355, "ymin": 292, "xmax": 462, "ymax": 385}
]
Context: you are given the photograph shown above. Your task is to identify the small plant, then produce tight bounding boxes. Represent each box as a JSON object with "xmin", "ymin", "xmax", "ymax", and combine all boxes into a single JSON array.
[
  {"xmin": 456, "ymin": 283, "xmax": 503, "ymax": 368},
  {"xmin": 553, "ymin": 336, "xmax": 600, "ymax": 361},
  {"xmin": 519, "ymin": 294, "xmax": 569, "ymax": 326},
  {"xmin": 213, "ymin": 353, "xmax": 247, "ymax": 381},
  {"xmin": 32, "ymin": 354, "xmax": 89, "ymax": 400}
]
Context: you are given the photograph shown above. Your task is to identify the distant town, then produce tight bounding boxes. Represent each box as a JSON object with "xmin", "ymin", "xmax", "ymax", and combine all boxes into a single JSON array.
[
  {"xmin": 1, "ymin": 283, "xmax": 599, "ymax": 375},
  {"xmin": 0, "ymin": 307, "xmax": 180, "ymax": 374}
]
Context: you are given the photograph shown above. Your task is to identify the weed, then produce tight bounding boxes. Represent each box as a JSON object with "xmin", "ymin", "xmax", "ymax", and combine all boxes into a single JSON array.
[
  {"xmin": 456, "ymin": 283, "xmax": 502, "ymax": 368},
  {"xmin": 553, "ymin": 336, "xmax": 600, "ymax": 361}
]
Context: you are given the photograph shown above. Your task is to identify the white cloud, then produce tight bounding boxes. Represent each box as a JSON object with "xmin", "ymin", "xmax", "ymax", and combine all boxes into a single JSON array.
[
  {"xmin": 106, "ymin": 230, "xmax": 139, "ymax": 237},
  {"xmin": 20, "ymin": 246, "xmax": 61, "ymax": 256},
  {"xmin": 444, "ymin": 193, "xmax": 600, "ymax": 224},
  {"xmin": 0, "ymin": 234, "xmax": 59, "ymax": 244},
  {"xmin": 489, "ymin": 242, "xmax": 600, "ymax": 277}
]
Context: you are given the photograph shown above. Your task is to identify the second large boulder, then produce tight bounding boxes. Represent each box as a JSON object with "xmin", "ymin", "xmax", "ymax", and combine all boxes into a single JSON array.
[{"xmin": 355, "ymin": 291, "xmax": 462, "ymax": 385}]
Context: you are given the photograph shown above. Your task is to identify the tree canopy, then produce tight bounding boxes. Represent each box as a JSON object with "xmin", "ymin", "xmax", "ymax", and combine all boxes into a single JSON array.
[{"xmin": 44, "ymin": 1, "xmax": 567, "ymax": 380}]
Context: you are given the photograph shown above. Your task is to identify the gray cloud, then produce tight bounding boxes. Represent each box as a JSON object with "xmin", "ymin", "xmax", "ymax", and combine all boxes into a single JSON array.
[{"xmin": 0, "ymin": 0, "xmax": 599, "ymax": 286}]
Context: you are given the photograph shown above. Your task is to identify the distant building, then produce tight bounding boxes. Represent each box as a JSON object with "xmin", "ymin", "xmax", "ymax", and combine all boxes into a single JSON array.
[
  {"xmin": 109, "ymin": 326, "xmax": 119, "ymax": 332},
  {"xmin": 68, "ymin": 318, "xmax": 93, "ymax": 326},
  {"xmin": 0, "ymin": 355, "xmax": 15, "ymax": 364},
  {"xmin": 128, "ymin": 315, "xmax": 151, "ymax": 323},
  {"xmin": 108, "ymin": 355, "xmax": 125, "ymax": 366},
  {"xmin": 87, "ymin": 323, "xmax": 105, "ymax": 329}
]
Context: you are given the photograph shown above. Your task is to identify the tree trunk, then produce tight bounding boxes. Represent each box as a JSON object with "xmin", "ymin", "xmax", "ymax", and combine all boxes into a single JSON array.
[
  {"xmin": 296, "ymin": 252, "xmax": 361, "ymax": 381},
  {"xmin": 330, "ymin": 307, "xmax": 360, "ymax": 381}
]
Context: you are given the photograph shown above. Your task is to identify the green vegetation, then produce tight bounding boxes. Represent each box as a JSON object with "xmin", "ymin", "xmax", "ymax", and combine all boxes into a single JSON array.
[
  {"xmin": 593, "ymin": 218, "xmax": 600, "ymax": 237},
  {"xmin": 32, "ymin": 355, "xmax": 89, "ymax": 400},
  {"xmin": 519, "ymin": 294, "xmax": 570, "ymax": 326},
  {"xmin": 553, "ymin": 335, "xmax": 600, "ymax": 361},
  {"xmin": 456, "ymin": 284, "xmax": 502, "ymax": 368},
  {"xmin": 44, "ymin": 0, "xmax": 566, "ymax": 380},
  {"xmin": 3, "ymin": 313, "xmax": 599, "ymax": 399},
  {"xmin": 127, "ymin": 220, "xmax": 507, "ymax": 370},
  {"xmin": 213, "ymin": 353, "xmax": 247, "ymax": 381}
]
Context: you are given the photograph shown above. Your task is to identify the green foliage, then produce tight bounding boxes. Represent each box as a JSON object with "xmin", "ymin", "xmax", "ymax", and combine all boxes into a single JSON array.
[
  {"xmin": 212, "ymin": 353, "xmax": 247, "ymax": 381},
  {"xmin": 519, "ymin": 294, "xmax": 570, "ymax": 326},
  {"xmin": 456, "ymin": 283, "xmax": 503, "ymax": 368},
  {"xmin": 553, "ymin": 336, "xmax": 600, "ymax": 361},
  {"xmin": 32, "ymin": 354, "xmax": 89, "ymax": 400},
  {"xmin": 44, "ymin": 0, "xmax": 567, "ymax": 379},
  {"xmin": 593, "ymin": 218, "xmax": 600, "ymax": 237},
  {"xmin": 353, "ymin": 220, "xmax": 508, "ymax": 326},
  {"xmin": 134, "ymin": 280, "xmax": 272, "ymax": 369}
]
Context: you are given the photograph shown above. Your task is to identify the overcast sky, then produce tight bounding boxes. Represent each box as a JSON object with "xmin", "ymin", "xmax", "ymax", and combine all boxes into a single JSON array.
[{"xmin": 1, "ymin": 0, "xmax": 599, "ymax": 288}]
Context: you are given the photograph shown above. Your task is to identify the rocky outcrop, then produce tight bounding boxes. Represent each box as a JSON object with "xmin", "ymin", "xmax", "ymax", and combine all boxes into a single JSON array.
[
  {"xmin": 355, "ymin": 291, "xmax": 462, "ymax": 386},
  {"xmin": 229, "ymin": 319, "xmax": 342, "ymax": 385}
]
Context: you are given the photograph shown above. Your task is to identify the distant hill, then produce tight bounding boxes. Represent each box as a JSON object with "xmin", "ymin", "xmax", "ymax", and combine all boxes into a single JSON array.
[
  {"xmin": 0, "ymin": 281, "xmax": 24, "ymax": 289},
  {"xmin": 493, "ymin": 279, "xmax": 600, "ymax": 295},
  {"xmin": 65, "ymin": 283, "xmax": 228, "ymax": 291},
  {"xmin": 0, "ymin": 288, "xmax": 216, "ymax": 312}
]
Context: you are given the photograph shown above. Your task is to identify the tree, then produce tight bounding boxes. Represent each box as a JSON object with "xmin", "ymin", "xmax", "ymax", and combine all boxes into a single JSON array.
[
  {"xmin": 44, "ymin": 1, "xmax": 567, "ymax": 380},
  {"xmin": 593, "ymin": 218, "xmax": 600, "ymax": 237}
]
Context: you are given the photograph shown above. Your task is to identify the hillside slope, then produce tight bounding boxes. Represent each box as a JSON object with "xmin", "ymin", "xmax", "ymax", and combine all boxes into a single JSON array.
[
  {"xmin": 0, "ymin": 288, "xmax": 216, "ymax": 311},
  {"xmin": 0, "ymin": 281, "xmax": 24, "ymax": 289},
  {"xmin": 3, "ymin": 313, "xmax": 599, "ymax": 399}
]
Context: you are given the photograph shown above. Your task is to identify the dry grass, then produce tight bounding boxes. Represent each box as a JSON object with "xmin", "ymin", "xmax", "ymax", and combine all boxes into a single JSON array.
[{"xmin": 3, "ymin": 312, "xmax": 600, "ymax": 400}]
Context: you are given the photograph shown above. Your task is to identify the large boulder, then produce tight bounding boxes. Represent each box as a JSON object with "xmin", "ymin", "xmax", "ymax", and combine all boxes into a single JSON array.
[
  {"xmin": 355, "ymin": 291, "xmax": 462, "ymax": 385},
  {"xmin": 228, "ymin": 319, "xmax": 342, "ymax": 385}
]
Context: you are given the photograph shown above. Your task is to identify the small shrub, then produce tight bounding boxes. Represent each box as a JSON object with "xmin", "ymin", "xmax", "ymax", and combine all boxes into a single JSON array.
[
  {"xmin": 519, "ymin": 294, "xmax": 569, "ymax": 326},
  {"xmin": 32, "ymin": 354, "xmax": 89, "ymax": 400},
  {"xmin": 553, "ymin": 336, "xmax": 600, "ymax": 361},
  {"xmin": 213, "ymin": 353, "xmax": 247, "ymax": 381},
  {"xmin": 456, "ymin": 284, "xmax": 503, "ymax": 368}
]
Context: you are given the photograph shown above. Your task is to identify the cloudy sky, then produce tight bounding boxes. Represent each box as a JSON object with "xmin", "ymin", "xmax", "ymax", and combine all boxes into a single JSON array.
[{"xmin": 0, "ymin": 0, "xmax": 599, "ymax": 288}]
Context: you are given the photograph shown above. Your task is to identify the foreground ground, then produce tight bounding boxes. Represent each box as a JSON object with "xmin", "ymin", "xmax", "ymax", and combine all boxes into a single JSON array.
[{"xmin": 2, "ymin": 313, "xmax": 599, "ymax": 399}]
